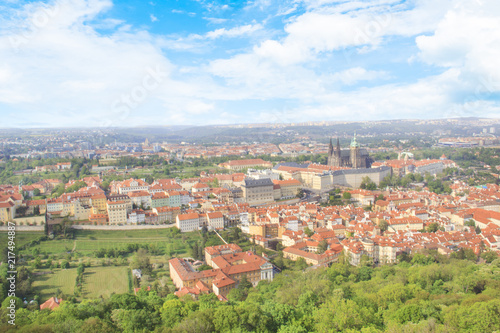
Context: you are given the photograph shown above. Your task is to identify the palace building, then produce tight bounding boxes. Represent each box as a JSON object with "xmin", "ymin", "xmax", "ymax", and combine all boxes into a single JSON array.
[{"xmin": 169, "ymin": 244, "xmax": 274, "ymax": 299}]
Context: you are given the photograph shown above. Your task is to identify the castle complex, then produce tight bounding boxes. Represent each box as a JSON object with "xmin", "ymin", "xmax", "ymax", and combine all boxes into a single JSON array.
[{"xmin": 327, "ymin": 134, "xmax": 372, "ymax": 168}]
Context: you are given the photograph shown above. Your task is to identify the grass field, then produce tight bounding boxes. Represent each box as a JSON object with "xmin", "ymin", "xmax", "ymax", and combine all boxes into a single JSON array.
[
  {"xmin": 70, "ymin": 229, "xmax": 201, "ymax": 256},
  {"xmin": 32, "ymin": 268, "xmax": 77, "ymax": 302},
  {"xmin": 0, "ymin": 231, "xmax": 44, "ymax": 250},
  {"xmin": 82, "ymin": 266, "xmax": 130, "ymax": 299},
  {"xmin": 5, "ymin": 228, "xmax": 247, "ymax": 261},
  {"xmin": 10, "ymin": 228, "xmax": 208, "ymax": 257}
]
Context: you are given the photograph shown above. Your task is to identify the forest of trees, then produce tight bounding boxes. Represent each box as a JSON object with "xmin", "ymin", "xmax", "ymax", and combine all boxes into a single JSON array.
[{"xmin": 1, "ymin": 253, "xmax": 499, "ymax": 332}]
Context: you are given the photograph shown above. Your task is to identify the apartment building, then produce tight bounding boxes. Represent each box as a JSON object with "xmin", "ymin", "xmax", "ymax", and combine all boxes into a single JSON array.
[
  {"xmin": 176, "ymin": 213, "xmax": 200, "ymax": 232},
  {"xmin": 107, "ymin": 200, "xmax": 128, "ymax": 225}
]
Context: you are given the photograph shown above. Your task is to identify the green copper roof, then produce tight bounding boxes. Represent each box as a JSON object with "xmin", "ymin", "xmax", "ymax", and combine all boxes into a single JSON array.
[{"xmin": 350, "ymin": 133, "xmax": 360, "ymax": 148}]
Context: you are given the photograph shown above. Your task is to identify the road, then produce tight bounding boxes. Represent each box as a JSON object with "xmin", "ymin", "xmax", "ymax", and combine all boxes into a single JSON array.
[{"xmin": 300, "ymin": 188, "xmax": 321, "ymax": 203}]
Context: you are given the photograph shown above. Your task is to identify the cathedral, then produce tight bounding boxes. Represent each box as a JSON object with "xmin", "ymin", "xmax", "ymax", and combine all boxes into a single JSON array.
[{"xmin": 327, "ymin": 134, "xmax": 372, "ymax": 168}]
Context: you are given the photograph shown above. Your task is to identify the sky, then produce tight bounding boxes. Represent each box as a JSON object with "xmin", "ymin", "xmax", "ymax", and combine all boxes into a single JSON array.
[{"xmin": 1, "ymin": 0, "xmax": 500, "ymax": 128}]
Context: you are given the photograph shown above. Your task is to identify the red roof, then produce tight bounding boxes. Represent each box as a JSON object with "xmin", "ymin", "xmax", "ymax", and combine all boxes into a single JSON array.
[
  {"xmin": 207, "ymin": 212, "xmax": 224, "ymax": 219},
  {"xmin": 40, "ymin": 297, "xmax": 62, "ymax": 310},
  {"xmin": 273, "ymin": 179, "xmax": 302, "ymax": 186},
  {"xmin": 177, "ymin": 213, "xmax": 199, "ymax": 221},
  {"xmin": 0, "ymin": 201, "xmax": 14, "ymax": 208},
  {"xmin": 224, "ymin": 159, "xmax": 272, "ymax": 166}
]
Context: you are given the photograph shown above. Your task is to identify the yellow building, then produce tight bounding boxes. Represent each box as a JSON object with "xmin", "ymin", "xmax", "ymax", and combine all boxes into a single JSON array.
[
  {"xmin": 0, "ymin": 201, "xmax": 15, "ymax": 222},
  {"xmin": 90, "ymin": 194, "xmax": 108, "ymax": 214},
  {"xmin": 273, "ymin": 179, "xmax": 302, "ymax": 199},
  {"xmin": 248, "ymin": 223, "xmax": 285, "ymax": 239}
]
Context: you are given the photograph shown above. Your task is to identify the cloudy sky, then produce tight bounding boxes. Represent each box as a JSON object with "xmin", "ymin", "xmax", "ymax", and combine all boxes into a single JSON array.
[{"xmin": 1, "ymin": 0, "xmax": 500, "ymax": 128}]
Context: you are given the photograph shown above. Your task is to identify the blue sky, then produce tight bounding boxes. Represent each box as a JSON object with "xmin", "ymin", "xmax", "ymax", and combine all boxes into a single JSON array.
[{"xmin": 1, "ymin": 0, "xmax": 500, "ymax": 128}]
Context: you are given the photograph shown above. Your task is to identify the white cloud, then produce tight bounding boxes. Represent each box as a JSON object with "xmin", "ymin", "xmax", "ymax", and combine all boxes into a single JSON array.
[
  {"xmin": 171, "ymin": 9, "xmax": 196, "ymax": 17},
  {"xmin": 331, "ymin": 67, "xmax": 389, "ymax": 85},
  {"xmin": 2, "ymin": 0, "xmax": 500, "ymax": 127},
  {"xmin": 414, "ymin": 0, "xmax": 500, "ymax": 104},
  {"xmin": 206, "ymin": 24, "xmax": 263, "ymax": 39},
  {"xmin": 150, "ymin": 14, "xmax": 158, "ymax": 22},
  {"xmin": 0, "ymin": 0, "xmax": 224, "ymax": 127},
  {"xmin": 222, "ymin": 0, "xmax": 455, "ymax": 67},
  {"xmin": 160, "ymin": 23, "xmax": 264, "ymax": 52},
  {"xmin": 203, "ymin": 17, "xmax": 228, "ymax": 24}
]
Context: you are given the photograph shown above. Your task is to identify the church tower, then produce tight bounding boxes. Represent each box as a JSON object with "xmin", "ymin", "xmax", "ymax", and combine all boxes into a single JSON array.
[
  {"xmin": 328, "ymin": 138, "xmax": 334, "ymax": 165},
  {"xmin": 350, "ymin": 133, "xmax": 360, "ymax": 168},
  {"xmin": 328, "ymin": 137, "xmax": 342, "ymax": 166},
  {"xmin": 335, "ymin": 137, "xmax": 341, "ymax": 166},
  {"xmin": 327, "ymin": 138, "xmax": 333, "ymax": 166}
]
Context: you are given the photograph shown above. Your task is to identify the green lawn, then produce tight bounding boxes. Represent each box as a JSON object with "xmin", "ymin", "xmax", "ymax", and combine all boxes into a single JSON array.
[
  {"xmin": 0, "ymin": 231, "xmax": 44, "ymax": 250},
  {"xmin": 16, "ymin": 228, "xmax": 204, "ymax": 257},
  {"xmin": 30, "ymin": 239, "xmax": 74, "ymax": 254},
  {"xmin": 71, "ymin": 229, "xmax": 199, "ymax": 257},
  {"xmin": 82, "ymin": 266, "xmax": 130, "ymax": 299},
  {"xmin": 32, "ymin": 268, "xmax": 77, "ymax": 303},
  {"xmin": 75, "ymin": 229, "xmax": 179, "ymax": 239}
]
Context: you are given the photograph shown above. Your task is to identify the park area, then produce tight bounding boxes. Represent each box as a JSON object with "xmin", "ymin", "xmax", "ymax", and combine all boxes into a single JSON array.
[
  {"xmin": 1, "ymin": 226, "xmax": 261, "ymax": 304},
  {"xmin": 81, "ymin": 266, "xmax": 130, "ymax": 299},
  {"xmin": 32, "ymin": 268, "xmax": 77, "ymax": 302},
  {"xmin": 31, "ymin": 266, "xmax": 130, "ymax": 302},
  {"xmin": 12, "ymin": 228, "xmax": 206, "ymax": 257}
]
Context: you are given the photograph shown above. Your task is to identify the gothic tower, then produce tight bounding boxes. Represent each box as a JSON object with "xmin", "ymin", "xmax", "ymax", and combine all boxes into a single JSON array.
[
  {"xmin": 327, "ymin": 138, "xmax": 333, "ymax": 166},
  {"xmin": 336, "ymin": 137, "xmax": 341, "ymax": 160},
  {"xmin": 328, "ymin": 137, "xmax": 342, "ymax": 166}
]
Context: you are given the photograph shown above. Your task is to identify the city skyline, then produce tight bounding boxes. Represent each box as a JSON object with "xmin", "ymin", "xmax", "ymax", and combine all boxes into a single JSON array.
[{"xmin": 1, "ymin": 0, "xmax": 500, "ymax": 128}]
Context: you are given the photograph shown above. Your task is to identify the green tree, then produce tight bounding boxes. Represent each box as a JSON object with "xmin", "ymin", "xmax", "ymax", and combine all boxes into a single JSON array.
[
  {"xmin": 450, "ymin": 248, "xmax": 477, "ymax": 261},
  {"xmin": 130, "ymin": 248, "xmax": 152, "ymax": 275},
  {"xmin": 379, "ymin": 220, "xmax": 389, "ymax": 232},
  {"xmin": 227, "ymin": 288, "xmax": 246, "ymax": 302},
  {"xmin": 480, "ymin": 251, "xmax": 498, "ymax": 263},
  {"xmin": 360, "ymin": 176, "xmax": 377, "ymax": 190},
  {"xmin": 427, "ymin": 223, "xmax": 439, "ymax": 233},
  {"xmin": 213, "ymin": 305, "xmax": 240, "ymax": 332},
  {"xmin": 445, "ymin": 299, "xmax": 500, "ymax": 332},
  {"xmin": 238, "ymin": 275, "xmax": 253, "ymax": 291},
  {"xmin": 392, "ymin": 303, "xmax": 425, "ymax": 324},
  {"xmin": 314, "ymin": 298, "xmax": 366, "ymax": 332},
  {"xmin": 357, "ymin": 266, "xmax": 373, "ymax": 281},
  {"xmin": 79, "ymin": 317, "xmax": 116, "ymax": 333},
  {"xmin": 161, "ymin": 298, "xmax": 194, "ymax": 328},
  {"xmin": 33, "ymin": 256, "xmax": 42, "ymax": 269},
  {"xmin": 191, "ymin": 242, "xmax": 199, "ymax": 260},
  {"xmin": 317, "ymin": 240, "xmax": 328, "ymax": 254},
  {"xmin": 295, "ymin": 257, "xmax": 308, "ymax": 270},
  {"xmin": 111, "ymin": 308, "xmax": 161, "ymax": 332}
]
